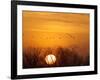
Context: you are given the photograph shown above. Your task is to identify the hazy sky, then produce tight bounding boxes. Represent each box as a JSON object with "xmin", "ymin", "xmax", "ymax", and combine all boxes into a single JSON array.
[{"xmin": 22, "ymin": 11, "xmax": 89, "ymax": 56}]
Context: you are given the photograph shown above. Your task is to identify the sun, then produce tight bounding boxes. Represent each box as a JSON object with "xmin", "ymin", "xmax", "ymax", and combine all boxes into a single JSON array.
[{"xmin": 45, "ymin": 54, "xmax": 56, "ymax": 65}]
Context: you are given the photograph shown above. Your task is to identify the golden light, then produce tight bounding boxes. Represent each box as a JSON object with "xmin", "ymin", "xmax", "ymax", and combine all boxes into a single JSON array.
[{"xmin": 45, "ymin": 54, "xmax": 56, "ymax": 65}]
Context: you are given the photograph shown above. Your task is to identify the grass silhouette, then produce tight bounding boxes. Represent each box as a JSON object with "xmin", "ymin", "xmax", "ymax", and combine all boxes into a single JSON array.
[{"xmin": 23, "ymin": 47, "xmax": 89, "ymax": 68}]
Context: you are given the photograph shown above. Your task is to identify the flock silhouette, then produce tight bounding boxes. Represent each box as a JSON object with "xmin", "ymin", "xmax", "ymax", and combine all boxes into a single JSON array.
[{"xmin": 30, "ymin": 32, "xmax": 75, "ymax": 41}]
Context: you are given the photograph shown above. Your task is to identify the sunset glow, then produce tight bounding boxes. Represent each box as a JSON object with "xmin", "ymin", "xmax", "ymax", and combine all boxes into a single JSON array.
[
  {"xmin": 23, "ymin": 11, "xmax": 89, "ymax": 50},
  {"xmin": 45, "ymin": 54, "xmax": 56, "ymax": 65}
]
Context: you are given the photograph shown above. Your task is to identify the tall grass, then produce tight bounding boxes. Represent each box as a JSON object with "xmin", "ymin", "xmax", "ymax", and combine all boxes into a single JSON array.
[{"xmin": 23, "ymin": 47, "xmax": 89, "ymax": 68}]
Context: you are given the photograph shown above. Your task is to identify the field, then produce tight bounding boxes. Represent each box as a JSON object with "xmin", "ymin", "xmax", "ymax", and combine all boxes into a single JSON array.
[{"xmin": 23, "ymin": 47, "xmax": 89, "ymax": 68}]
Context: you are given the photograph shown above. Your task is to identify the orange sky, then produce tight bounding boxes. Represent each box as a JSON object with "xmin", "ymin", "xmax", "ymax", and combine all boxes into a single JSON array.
[{"xmin": 22, "ymin": 11, "xmax": 89, "ymax": 55}]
